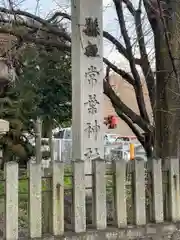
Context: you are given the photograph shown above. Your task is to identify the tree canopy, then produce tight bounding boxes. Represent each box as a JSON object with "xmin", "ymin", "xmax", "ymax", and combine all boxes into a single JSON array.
[
  {"xmin": 0, "ymin": 30, "xmax": 72, "ymax": 164},
  {"xmin": 15, "ymin": 43, "xmax": 71, "ymax": 131}
]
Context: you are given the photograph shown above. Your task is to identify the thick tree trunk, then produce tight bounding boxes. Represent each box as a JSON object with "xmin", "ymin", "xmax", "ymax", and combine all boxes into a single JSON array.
[{"xmin": 153, "ymin": 1, "xmax": 180, "ymax": 160}]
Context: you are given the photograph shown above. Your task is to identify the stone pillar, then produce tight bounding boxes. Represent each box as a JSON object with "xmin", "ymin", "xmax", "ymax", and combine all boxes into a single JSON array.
[
  {"xmin": 71, "ymin": 0, "xmax": 104, "ymax": 190},
  {"xmin": 5, "ymin": 162, "xmax": 18, "ymax": 239}
]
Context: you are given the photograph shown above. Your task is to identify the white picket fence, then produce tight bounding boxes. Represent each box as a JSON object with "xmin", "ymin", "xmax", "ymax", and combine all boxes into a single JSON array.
[{"xmin": 2, "ymin": 157, "xmax": 180, "ymax": 239}]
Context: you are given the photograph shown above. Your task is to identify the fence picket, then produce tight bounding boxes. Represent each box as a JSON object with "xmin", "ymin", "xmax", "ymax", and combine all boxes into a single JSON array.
[
  {"xmin": 113, "ymin": 159, "xmax": 127, "ymax": 227},
  {"xmin": 43, "ymin": 167, "xmax": 52, "ymax": 233},
  {"xmin": 52, "ymin": 161, "xmax": 64, "ymax": 235},
  {"xmin": 149, "ymin": 159, "xmax": 164, "ymax": 222},
  {"xmin": 28, "ymin": 160, "xmax": 42, "ymax": 238},
  {"xmin": 72, "ymin": 160, "xmax": 86, "ymax": 233},
  {"xmin": 3, "ymin": 156, "xmax": 179, "ymax": 237},
  {"xmin": 92, "ymin": 158, "xmax": 107, "ymax": 230},
  {"xmin": 168, "ymin": 158, "xmax": 180, "ymax": 221},
  {"xmin": 133, "ymin": 158, "xmax": 146, "ymax": 225},
  {"xmin": 5, "ymin": 162, "xmax": 18, "ymax": 239}
]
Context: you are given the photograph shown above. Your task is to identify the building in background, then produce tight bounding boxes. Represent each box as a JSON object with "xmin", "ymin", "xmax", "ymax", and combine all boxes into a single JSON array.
[{"xmin": 103, "ymin": 73, "xmax": 152, "ymax": 136}]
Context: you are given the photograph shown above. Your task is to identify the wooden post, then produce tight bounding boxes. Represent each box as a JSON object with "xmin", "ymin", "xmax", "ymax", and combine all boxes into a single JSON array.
[
  {"xmin": 113, "ymin": 160, "xmax": 127, "ymax": 227},
  {"xmin": 92, "ymin": 159, "xmax": 106, "ymax": 230},
  {"xmin": 5, "ymin": 162, "xmax": 18, "ymax": 239},
  {"xmin": 42, "ymin": 168, "xmax": 52, "ymax": 233},
  {"xmin": 149, "ymin": 158, "xmax": 164, "ymax": 222},
  {"xmin": 72, "ymin": 160, "xmax": 86, "ymax": 233},
  {"xmin": 168, "ymin": 158, "xmax": 180, "ymax": 221},
  {"xmin": 28, "ymin": 160, "xmax": 42, "ymax": 238},
  {"xmin": 52, "ymin": 161, "xmax": 64, "ymax": 235},
  {"xmin": 133, "ymin": 158, "xmax": 146, "ymax": 225}
]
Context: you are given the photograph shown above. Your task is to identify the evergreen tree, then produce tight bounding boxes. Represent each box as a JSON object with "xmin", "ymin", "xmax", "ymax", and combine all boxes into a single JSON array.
[{"xmin": 0, "ymin": 42, "xmax": 71, "ymax": 166}]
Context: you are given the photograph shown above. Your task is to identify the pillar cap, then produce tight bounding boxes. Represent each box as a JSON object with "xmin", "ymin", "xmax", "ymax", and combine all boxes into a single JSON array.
[{"xmin": 0, "ymin": 119, "xmax": 9, "ymax": 133}]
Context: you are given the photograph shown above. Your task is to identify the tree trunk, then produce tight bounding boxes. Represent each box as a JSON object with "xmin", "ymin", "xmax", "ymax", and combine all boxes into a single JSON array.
[{"xmin": 153, "ymin": 1, "xmax": 180, "ymax": 160}]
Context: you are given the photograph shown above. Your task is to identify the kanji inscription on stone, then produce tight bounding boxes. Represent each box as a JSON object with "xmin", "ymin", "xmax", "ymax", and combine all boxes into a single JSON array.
[
  {"xmin": 83, "ymin": 17, "xmax": 100, "ymax": 37},
  {"xmin": 84, "ymin": 147, "xmax": 100, "ymax": 159},
  {"xmin": 84, "ymin": 41, "xmax": 99, "ymax": 57},
  {"xmin": 85, "ymin": 65, "xmax": 100, "ymax": 86},
  {"xmin": 84, "ymin": 94, "xmax": 99, "ymax": 114},
  {"xmin": 84, "ymin": 120, "xmax": 100, "ymax": 140}
]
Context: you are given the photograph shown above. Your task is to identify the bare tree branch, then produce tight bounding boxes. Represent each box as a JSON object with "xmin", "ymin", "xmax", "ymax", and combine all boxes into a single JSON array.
[
  {"xmin": 103, "ymin": 57, "xmax": 135, "ymax": 85},
  {"xmin": 0, "ymin": 7, "xmax": 71, "ymax": 42},
  {"xmin": 0, "ymin": 26, "xmax": 71, "ymax": 52},
  {"xmin": 103, "ymin": 78, "xmax": 152, "ymax": 133},
  {"xmin": 122, "ymin": 0, "xmax": 155, "ymax": 109},
  {"xmin": 103, "ymin": 31, "xmax": 141, "ymax": 65},
  {"xmin": 122, "ymin": 0, "xmax": 135, "ymax": 15},
  {"xmin": 113, "ymin": 0, "xmax": 150, "ymax": 124},
  {"xmin": 105, "ymin": 65, "xmax": 110, "ymax": 84},
  {"xmin": 104, "ymin": 66, "xmax": 145, "ymax": 146},
  {"xmin": 0, "ymin": 25, "xmax": 138, "ymax": 88},
  {"xmin": 0, "ymin": 17, "xmax": 71, "ymax": 42},
  {"xmin": 0, "ymin": 7, "xmax": 143, "ymax": 66},
  {"xmin": 48, "ymin": 11, "xmax": 142, "ymax": 65},
  {"xmin": 115, "ymin": 107, "xmax": 145, "ymax": 145},
  {"xmin": 135, "ymin": 8, "xmax": 155, "ymax": 108},
  {"xmin": 48, "ymin": 11, "xmax": 71, "ymax": 22}
]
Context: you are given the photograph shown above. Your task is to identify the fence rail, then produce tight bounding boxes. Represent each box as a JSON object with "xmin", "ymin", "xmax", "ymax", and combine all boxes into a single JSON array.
[{"xmin": 2, "ymin": 158, "xmax": 180, "ymax": 239}]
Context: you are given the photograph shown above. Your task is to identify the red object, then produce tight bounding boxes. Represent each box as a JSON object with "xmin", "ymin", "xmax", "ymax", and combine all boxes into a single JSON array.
[
  {"xmin": 110, "ymin": 116, "xmax": 118, "ymax": 128},
  {"xmin": 104, "ymin": 115, "xmax": 117, "ymax": 129}
]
